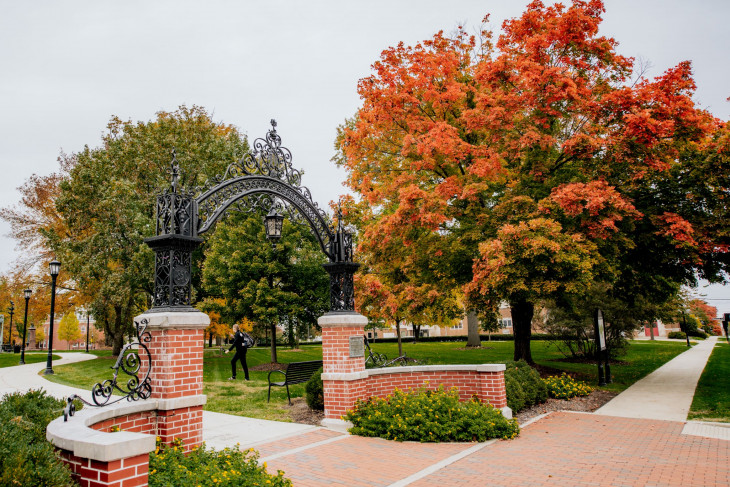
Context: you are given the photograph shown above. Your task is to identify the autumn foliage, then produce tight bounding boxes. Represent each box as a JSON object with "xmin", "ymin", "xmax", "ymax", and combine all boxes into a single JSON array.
[{"xmin": 338, "ymin": 1, "xmax": 728, "ymax": 361}]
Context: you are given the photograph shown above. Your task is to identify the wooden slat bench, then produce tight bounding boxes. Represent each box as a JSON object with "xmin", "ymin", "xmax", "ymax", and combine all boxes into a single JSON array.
[{"xmin": 267, "ymin": 360, "xmax": 323, "ymax": 405}]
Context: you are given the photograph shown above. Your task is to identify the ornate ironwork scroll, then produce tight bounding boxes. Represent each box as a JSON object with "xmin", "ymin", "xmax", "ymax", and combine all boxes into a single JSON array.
[
  {"xmin": 146, "ymin": 121, "xmax": 359, "ymax": 314},
  {"xmin": 145, "ymin": 150, "xmax": 203, "ymax": 311},
  {"xmin": 63, "ymin": 318, "xmax": 153, "ymax": 421},
  {"xmin": 196, "ymin": 175, "xmax": 334, "ymax": 257}
]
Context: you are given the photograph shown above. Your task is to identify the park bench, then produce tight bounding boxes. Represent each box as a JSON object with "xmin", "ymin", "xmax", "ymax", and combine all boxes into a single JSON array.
[{"xmin": 267, "ymin": 360, "xmax": 323, "ymax": 405}]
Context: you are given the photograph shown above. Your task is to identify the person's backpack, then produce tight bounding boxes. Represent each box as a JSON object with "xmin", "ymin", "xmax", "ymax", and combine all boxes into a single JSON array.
[{"xmin": 241, "ymin": 332, "xmax": 254, "ymax": 348}]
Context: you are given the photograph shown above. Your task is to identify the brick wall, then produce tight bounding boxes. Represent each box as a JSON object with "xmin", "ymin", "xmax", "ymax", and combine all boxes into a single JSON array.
[
  {"xmin": 319, "ymin": 314, "xmax": 508, "ymax": 423},
  {"xmin": 141, "ymin": 328, "xmax": 205, "ymax": 400},
  {"xmin": 321, "ymin": 326, "xmax": 366, "ymax": 374},
  {"xmin": 323, "ymin": 367, "xmax": 508, "ymax": 419},
  {"xmin": 91, "ymin": 412, "xmax": 157, "ymax": 435},
  {"xmin": 87, "ymin": 405, "xmax": 204, "ymax": 450},
  {"xmin": 58, "ymin": 450, "xmax": 149, "ymax": 487},
  {"xmin": 49, "ymin": 311, "xmax": 210, "ymax": 487}
]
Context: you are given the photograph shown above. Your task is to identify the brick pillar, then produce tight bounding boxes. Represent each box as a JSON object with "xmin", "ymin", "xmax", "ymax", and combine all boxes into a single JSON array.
[
  {"xmin": 136, "ymin": 311, "xmax": 209, "ymax": 450},
  {"xmin": 319, "ymin": 313, "xmax": 368, "ymax": 430}
]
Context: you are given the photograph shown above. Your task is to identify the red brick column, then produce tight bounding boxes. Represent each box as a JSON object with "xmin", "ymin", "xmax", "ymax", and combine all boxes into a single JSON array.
[
  {"xmin": 318, "ymin": 313, "xmax": 368, "ymax": 429},
  {"xmin": 136, "ymin": 311, "xmax": 209, "ymax": 450}
]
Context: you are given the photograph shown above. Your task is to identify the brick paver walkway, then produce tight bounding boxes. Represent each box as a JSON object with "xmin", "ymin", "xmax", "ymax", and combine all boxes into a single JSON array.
[{"xmin": 260, "ymin": 412, "xmax": 730, "ymax": 487}]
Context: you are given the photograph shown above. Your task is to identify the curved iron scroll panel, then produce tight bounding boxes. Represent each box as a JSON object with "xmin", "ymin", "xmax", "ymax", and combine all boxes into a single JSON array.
[
  {"xmin": 63, "ymin": 318, "xmax": 153, "ymax": 421},
  {"xmin": 196, "ymin": 175, "xmax": 334, "ymax": 260}
]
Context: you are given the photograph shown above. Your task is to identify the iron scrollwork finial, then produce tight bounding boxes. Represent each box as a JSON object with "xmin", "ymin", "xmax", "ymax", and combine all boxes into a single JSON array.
[
  {"xmin": 169, "ymin": 148, "xmax": 180, "ymax": 194},
  {"xmin": 63, "ymin": 318, "xmax": 153, "ymax": 421}
]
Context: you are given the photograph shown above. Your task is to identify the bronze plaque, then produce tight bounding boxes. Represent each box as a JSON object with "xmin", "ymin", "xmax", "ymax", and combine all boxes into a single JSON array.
[{"xmin": 349, "ymin": 335, "xmax": 364, "ymax": 358}]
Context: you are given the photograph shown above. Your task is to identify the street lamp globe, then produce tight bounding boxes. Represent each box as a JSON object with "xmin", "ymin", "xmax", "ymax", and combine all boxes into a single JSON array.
[
  {"xmin": 49, "ymin": 259, "xmax": 61, "ymax": 277},
  {"xmin": 24, "ymin": 289, "xmax": 32, "ymax": 300}
]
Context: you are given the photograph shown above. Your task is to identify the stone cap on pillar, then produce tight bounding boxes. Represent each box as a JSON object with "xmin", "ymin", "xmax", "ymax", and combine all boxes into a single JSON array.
[
  {"xmin": 134, "ymin": 311, "xmax": 210, "ymax": 330},
  {"xmin": 318, "ymin": 312, "xmax": 368, "ymax": 328}
]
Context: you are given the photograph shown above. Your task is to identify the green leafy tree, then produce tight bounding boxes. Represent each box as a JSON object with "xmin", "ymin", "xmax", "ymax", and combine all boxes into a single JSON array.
[
  {"xmin": 202, "ymin": 212, "xmax": 329, "ymax": 363},
  {"xmin": 57, "ymin": 312, "xmax": 81, "ymax": 349},
  {"xmin": 42, "ymin": 106, "xmax": 247, "ymax": 355}
]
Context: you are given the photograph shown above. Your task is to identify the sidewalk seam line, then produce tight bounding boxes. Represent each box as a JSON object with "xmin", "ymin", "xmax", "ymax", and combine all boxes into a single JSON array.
[
  {"xmin": 386, "ymin": 439, "xmax": 497, "ymax": 487},
  {"xmin": 258, "ymin": 433, "xmax": 349, "ymax": 463}
]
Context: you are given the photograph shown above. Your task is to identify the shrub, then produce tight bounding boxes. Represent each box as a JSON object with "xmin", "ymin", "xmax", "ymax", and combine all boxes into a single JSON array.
[
  {"xmin": 0, "ymin": 390, "xmax": 75, "ymax": 486},
  {"xmin": 689, "ymin": 330, "xmax": 708, "ymax": 339},
  {"xmin": 504, "ymin": 374, "xmax": 525, "ymax": 412},
  {"xmin": 543, "ymin": 373, "xmax": 593, "ymax": 399},
  {"xmin": 344, "ymin": 386, "xmax": 519, "ymax": 442},
  {"xmin": 504, "ymin": 361, "xmax": 547, "ymax": 412},
  {"xmin": 149, "ymin": 438, "xmax": 292, "ymax": 487},
  {"xmin": 305, "ymin": 367, "xmax": 324, "ymax": 411},
  {"xmin": 668, "ymin": 331, "xmax": 687, "ymax": 339}
]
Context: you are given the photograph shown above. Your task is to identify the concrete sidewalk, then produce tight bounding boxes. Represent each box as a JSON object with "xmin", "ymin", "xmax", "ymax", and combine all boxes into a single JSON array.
[
  {"xmin": 595, "ymin": 336, "xmax": 718, "ymax": 421},
  {"xmin": 0, "ymin": 352, "xmax": 99, "ymax": 399}
]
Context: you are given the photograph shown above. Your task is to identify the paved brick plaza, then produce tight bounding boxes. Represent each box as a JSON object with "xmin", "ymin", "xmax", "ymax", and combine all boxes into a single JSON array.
[{"xmin": 259, "ymin": 412, "xmax": 729, "ymax": 487}]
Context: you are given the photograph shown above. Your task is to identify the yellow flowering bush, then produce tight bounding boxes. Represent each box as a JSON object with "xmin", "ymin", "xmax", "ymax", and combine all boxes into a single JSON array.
[
  {"xmin": 543, "ymin": 373, "xmax": 593, "ymax": 399},
  {"xmin": 344, "ymin": 386, "xmax": 519, "ymax": 442},
  {"xmin": 149, "ymin": 438, "xmax": 291, "ymax": 487}
]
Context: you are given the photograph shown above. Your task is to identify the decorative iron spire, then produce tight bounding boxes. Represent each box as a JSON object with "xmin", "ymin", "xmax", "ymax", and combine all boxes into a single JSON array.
[{"xmin": 169, "ymin": 148, "xmax": 180, "ymax": 194}]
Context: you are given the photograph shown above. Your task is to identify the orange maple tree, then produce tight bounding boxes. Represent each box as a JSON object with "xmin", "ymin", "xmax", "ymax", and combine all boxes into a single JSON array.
[{"xmin": 338, "ymin": 0, "xmax": 727, "ymax": 362}]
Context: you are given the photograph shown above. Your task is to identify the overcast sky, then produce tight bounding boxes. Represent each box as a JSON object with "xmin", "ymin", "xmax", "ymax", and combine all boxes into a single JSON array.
[{"xmin": 1, "ymin": 0, "xmax": 728, "ymax": 314}]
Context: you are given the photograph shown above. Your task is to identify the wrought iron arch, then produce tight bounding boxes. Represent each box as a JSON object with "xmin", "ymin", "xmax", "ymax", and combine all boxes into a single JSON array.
[
  {"xmin": 196, "ymin": 176, "xmax": 333, "ymax": 257},
  {"xmin": 145, "ymin": 120, "xmax": 358, "ymax": 313}
]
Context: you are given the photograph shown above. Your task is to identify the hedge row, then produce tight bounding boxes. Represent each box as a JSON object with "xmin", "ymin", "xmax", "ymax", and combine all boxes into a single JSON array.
[{"xmin": 363, "ymin": 333, "xmax": 575, "ymax": 344}]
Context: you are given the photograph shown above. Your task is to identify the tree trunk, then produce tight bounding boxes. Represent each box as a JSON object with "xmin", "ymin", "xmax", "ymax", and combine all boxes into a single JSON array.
[
  {"xmin": 208, "ymin": 331, "xmax": 213, "ymax": 348},
  {"xmin": 111, "ymin": 306, "xmax": 125, "ymax": 357},
  {"xmin": 412, "ymin": 323, "xmax": 420, "ymax": 344},
  {"xmin": 649, "ymin": 321, "xmax": 655, "ymax": 340},
  {"xmin": 288, "ymin": 317, "xmax": 296, "ymax": 349},
  {"xmin": 466, "ymin": 310, "xmax": 481, "ymax": 347},
  {"xmin": 511, "ymin": 297, "xmax": 534, "ymax": 363},
  {"xmin": 270, "ymin": 322, "xmax": 278, "ymax": 363},
  {"xmin": 395, "ymin": 319, "xmax": 403, "ymax": 357}
]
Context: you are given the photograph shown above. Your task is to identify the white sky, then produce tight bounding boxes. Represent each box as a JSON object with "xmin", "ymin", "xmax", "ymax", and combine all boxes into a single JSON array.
[{"xmin": 1, "ymin": 0, "xmax": 728, "ymax": 315}]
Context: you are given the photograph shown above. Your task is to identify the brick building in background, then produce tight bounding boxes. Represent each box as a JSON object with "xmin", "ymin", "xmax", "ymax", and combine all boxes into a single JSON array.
[{"xmin": 35, "ymin": 309, "xmax": 107, "ymax": 350}]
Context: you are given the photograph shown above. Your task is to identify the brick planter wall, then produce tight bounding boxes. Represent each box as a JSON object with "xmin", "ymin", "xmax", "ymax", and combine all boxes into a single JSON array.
[
  {"xmin": 318, "ymin": 313, "xmax": 510, "ymax": 429},
  {"xmin": 58, "ymin": 450, "xmax": 149, "ymax": 487},
  {"xmin": 47, "ymin": 311, "xmax": 210, "ymax": 486}
]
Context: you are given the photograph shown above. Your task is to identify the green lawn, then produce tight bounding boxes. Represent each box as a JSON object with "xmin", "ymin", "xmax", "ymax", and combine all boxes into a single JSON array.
[
  {"xmin": 689, "ymin": 342, "xmax": 730, "ymax": 422},
  {"xmin": 0, "ymin": 352, "xmax": 60, "ymax": 368},
  {"xmin": 44, "ymin": 339, "xmax": 690, "ymax": 421}
]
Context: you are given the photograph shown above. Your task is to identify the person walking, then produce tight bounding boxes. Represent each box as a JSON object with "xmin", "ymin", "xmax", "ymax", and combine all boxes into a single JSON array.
[{"xmin": 225, "ymin": 324, "xmax": 252, "ymax": 380}]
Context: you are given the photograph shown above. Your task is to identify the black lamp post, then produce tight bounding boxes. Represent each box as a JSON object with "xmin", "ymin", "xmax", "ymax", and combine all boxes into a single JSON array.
[
  {"xmin": 20, "ymin": 289, "xmax": 31, "ymax": 364},
  {"xmin": 681, "ymin": 308, "xmax": 692, "ymax": 348},
  {"xmin": 44, "ymin": 259, "xmax": 61, "ymax": 375},
  {"xmin": 8, "ymin": 301, "xmax": 15, "ymax": 349},
  {"xmin": 85, "ymin": 310, "xmax": 90, "ymax": 353},
  {"xmin": 264, "ymin": 209, "xmax": 284, "ymax": 245}
]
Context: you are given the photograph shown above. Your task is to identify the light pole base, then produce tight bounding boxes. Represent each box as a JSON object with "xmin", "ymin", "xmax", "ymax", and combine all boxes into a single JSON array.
[{"xmin": 43, "ymin": 368, "xmax": 54, "ymax": 375}]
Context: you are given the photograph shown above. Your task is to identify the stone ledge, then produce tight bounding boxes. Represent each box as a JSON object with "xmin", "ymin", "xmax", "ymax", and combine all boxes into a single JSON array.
[
  {"xmin": 321, "ymin": 417, "xmax": 353, "ymax": 433},
  {"xmin": 322, "ymin": 371, "xmax": 368, "ymax": 381},
  {"xmin": 318, "ymin": 313, "xmax": 368, "ymax": 327},
  {"xmin": 134, "ymin": 311, "xmax": 210, "ymax": 330},
  {"xmin": 46, "ymin": 394, "xmax": 206, "ymax": 462},
  {"xmin": 322, "ymin": 364, "xmax": 505, "ymax": 382}
]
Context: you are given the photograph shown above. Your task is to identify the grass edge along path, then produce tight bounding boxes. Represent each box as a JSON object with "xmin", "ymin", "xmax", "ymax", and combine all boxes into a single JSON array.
[
  {"xmin": 688, "ymin": 341, "xmax": 730, "ymax": 422},
  {"xmin": 0, "ymin": 353, "xmax": 61, "ymax": 368},
  {"xmin": 43, "ymin": 340, "xmax": 689, "ymax": 421}
]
